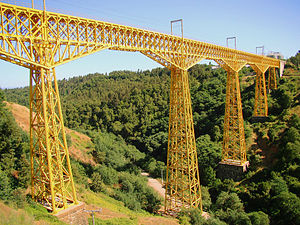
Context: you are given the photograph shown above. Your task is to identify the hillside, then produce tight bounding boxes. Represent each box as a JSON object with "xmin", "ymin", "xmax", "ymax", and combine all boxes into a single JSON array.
[
  {"xmin": 1, "ymin": 52, "xmax": 300, "ymax": 225},
  {"xmin": 1, "ymin": 101, "xmax": 179, "ymax": 225},
  {"xmin": 5, "ymin": 101, "xmax": 96, "ymax": 166}
]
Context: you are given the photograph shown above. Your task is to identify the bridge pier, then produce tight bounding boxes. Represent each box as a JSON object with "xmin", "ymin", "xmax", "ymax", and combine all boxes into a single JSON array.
[
  {"xmin": 29, "ymin": 67, "xmax": 77, "ymax": 213},
  {"xmin": 217, "ymin": 161, "xmax": 249, "ymax": 181},
  {"xmin": 252, "ymin": 65, "xmax": 269, "ymax": 118},
  {"xmin": 268, "ymin": 67, "xmax": 278, "ymax": 90},
  {"xmin": 165, "ymin": 67, "xmax": 202, "ymax": 214},
  {"xmin": 215, "ymin": 60, "xmax": 249, "ymax": 180}
]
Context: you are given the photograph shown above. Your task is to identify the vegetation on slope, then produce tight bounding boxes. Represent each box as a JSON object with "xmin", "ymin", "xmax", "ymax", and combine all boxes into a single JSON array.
[
  {"xmin": 2, "ymin": 51, "xmax": 300, "ymax": 224},
  {"xmin": 0, "ymin": 92, "xmax": 167, "ymax": 224}
]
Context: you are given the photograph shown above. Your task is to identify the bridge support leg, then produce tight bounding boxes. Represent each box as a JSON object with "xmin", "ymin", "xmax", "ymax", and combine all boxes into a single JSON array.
[
  {"xmin": 30, "ymin": 67, "xmax": 77, "ymax": 214},
  {"xmin": 254, "ymin": 69, "xmax": 268, "ymax": 118},
  {"xmin": 165, "ymin": 67, "xmax": 202, "ymax": 214},
  {"xmin": 268, "ymin": 67, "xmax": 277, "ymax": 90},
  {"xmin": 221, "ymin": 69, "xmax": 247, "ymax": 164},
  {"xmin": 218, "ymin": 67, "xmax": 249, "ymax": 180}
]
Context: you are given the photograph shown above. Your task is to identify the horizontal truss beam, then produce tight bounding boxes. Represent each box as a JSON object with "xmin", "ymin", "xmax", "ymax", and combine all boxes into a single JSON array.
[{"xmin": 0, "ymin": 2, "xmax": 281, "ymax": 70}]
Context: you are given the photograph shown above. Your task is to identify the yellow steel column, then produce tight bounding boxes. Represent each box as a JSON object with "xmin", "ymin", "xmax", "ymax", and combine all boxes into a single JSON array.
[
  {"xmin": 53, "ymin": 68, "xmax": 78, "ymax": 205},
  {"xmin": 253, "ymin": 66, "xmax": 268, "ymax": 117},
  {"xmin": 29, "ymin": 69, "xmax": 35, "ymax": 201},
  {"xmin": 222, "ymin": 69, "xmax": 247, "ymax": 164},
  {"xmin": 30, "ymin": 67, "xmax": 77, "ymax": 213},
  {"xmin": 268, "ymin": 67, "xmax": 277, "ymax": 90},
  {"xmin": 165, "ymin": 67, "xmax": 202, "ymax": 214}
]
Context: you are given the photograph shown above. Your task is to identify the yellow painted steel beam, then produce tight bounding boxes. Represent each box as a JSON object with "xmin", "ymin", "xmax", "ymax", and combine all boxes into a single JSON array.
[
  {"xmin": 28, "ymin": 10, "xmax": 77, "ymax": 213},
  {"xmin": 165, "ymin": 67, "xmax": 202, "ymax": 213},
  {"xmin": 216, "ymin": 60, "xmax": 247, "ymax": 165},
  {"xmin": 0, "ymin": 2, "xmax": 280, "ymax": 70},
  {"xmin": 252, "ymin": 65, "xmax": 269, "ymax": 117},
  {"xmin": 268, "ymin": 67, "xmax": 277, "ymax": 90},
  {"xmin": 29, "ymin": 67, "xmax": 77, "ymax": 213}
]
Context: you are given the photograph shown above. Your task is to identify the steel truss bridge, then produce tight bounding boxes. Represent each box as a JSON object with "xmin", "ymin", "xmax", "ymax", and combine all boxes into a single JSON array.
[{"xmin": 0, "ymin": 2, "xmax": 282, "ymax": 214}]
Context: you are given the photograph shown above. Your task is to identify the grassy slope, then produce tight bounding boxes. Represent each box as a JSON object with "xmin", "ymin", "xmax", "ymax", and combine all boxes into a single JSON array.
[{"xmin": 2, "ymin": 102, "xmax": 178, "ymax": 225}]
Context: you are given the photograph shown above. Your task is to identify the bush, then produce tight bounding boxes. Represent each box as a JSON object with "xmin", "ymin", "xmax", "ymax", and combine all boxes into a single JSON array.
[
  {"xmin": 95, "ymin": 166, "xmax": 118, "ymax": 185},
  {"xmin": 270, "ymin": 191, "xmax": 300, "ymax": 225},
  {"xmin": 90, "ymin": 172, "xmax": 105, "ymax": 193},
  {"xmin": 71, "ymin": 160, "xmax": 88, "ymax": 185},
  {"xmin": 178, "ymin": 208, "xmax": 204, "ymax": 225},
  {"xmin": 142, "ymin": 187, "xmax": 161, "ymax": 213},
  {"xmin": 145, "ymin": 158, "xmax": 166, "ymax": 178},
  {"xmin": 11, "ymin": 188, "xmax": 26, "ymax": 208},
  {"xmin": 119, "ymin": 172, "xmax": 134, "ymax": 193},
  {"xmin": 196, "ymin": 135, "xmax": 222, "ymax": 186},
  {"xmin": 201, "ymin": 186, "xmax": 212, "ymax": 211},
  {"xmin": 248, "ymin": 211, "xmax": 270, "ymax": 225},
  {"xmin": 0, "ymin": 170, "xmax": 12, "ymax": 200},
  {"xmin": 270, "ymin": 175, "xmax": 288, "ymax": 196},
  {"xmin": 113, "ymin": 190, "xmax": 141, "ymax": 211},
  {"xmin": 92, "ymin": 217, "xmax": 137, "ymax": 225},
  {"xmin": 206, "ymin": 217, "xmax": 227, "ymax": 225},
  {"xmin": 217, "ymin": 209, "xmax": 251, "ymax": 225},
  {"xmin": 215, "ymin": 192, "xmax": 244, "ymax": 212}
]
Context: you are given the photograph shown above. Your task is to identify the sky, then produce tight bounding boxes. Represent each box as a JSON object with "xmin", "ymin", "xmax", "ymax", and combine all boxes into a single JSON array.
[{"xmin": 0, "ymin": 0, "xmax": 299, "ymax": 88}]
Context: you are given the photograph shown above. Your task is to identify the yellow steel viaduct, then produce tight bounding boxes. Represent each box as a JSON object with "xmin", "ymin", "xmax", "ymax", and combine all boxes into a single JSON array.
[{"xmin": 0, "ymin": 2, "xmax": 282, "ymax": 214}]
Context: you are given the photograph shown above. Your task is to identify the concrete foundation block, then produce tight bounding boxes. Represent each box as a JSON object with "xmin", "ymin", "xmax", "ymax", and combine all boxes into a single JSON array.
[{"xmin": 217, "ymin": 161, "xmax": 250, "ymax": 181}]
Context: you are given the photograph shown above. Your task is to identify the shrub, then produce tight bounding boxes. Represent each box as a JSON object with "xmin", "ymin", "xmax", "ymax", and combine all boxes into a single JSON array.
[
  {"xmin": 270, "ymin": 191, "xmax": 300, "ymax": 225},
  {"xmin": 201, "ymin": 186, "xmax": 212, "ymax": 211},
  {"xmin": 215, "ymin": 192, "xmax": 244, "ymax": 212},
  {"xmin": 248, "ymin": 211, "xmax": 270, "ymax": 225},
  {"xmin": 113, "ymin": 190, "xmax": 141, "ymax": 211},
  {"xmin": 270, "ymin": 175, "xmax": 288, "ymax": 196},
  {"xmin": 95, "ymin": 166, "xmax": 118, "ymax": 185},
  {"xmin": 178, "ymin": 208, "xmax": 204, "ymax": 225},
  {"xmin": 0, "ymin": 170, "xmax": 12, "ymax": 200},
  {"xmin": 71, "ymin": 160, "xmax": 88, "ymax": 185},
  {"xmin": 90, "ymin": 172, "xmax": 105, "ymax": 193}
]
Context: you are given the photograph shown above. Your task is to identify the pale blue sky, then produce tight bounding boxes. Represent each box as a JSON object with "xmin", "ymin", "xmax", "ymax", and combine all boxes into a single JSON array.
[{"xmin": 0, "ymin": 0, "xmax": 299, "ymax": 88}]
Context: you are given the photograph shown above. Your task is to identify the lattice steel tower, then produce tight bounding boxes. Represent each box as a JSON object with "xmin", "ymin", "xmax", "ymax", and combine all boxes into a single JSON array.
[
  {"xmin": 165, "ymin": 67, "xmax": 202, "ymax": 213},
  {"xmin": 216, "ymin": 60, "xmax": 247, "ymax": 165}
]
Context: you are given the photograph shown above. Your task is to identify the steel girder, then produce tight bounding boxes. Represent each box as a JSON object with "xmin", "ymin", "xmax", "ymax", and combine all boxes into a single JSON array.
[
  {"xmin": 252, "ymin": 65, "xmax": 269, "ymax": 117},
  {"xmin": 0, "ymin": 3, "xmax": 281, "ymax": 70},
  {"xmin": 216, "ymin": 60, "xmax": 247, "ymax": 165},
  {"xmin": 268, "ymin": 67, "xmax": 278, "ymax": 90},
  {"xmin": 29, "ymin": 68, "xmax": 77, "ymax": 213},
  {"xmin": 165, "ymin": 67, "xmax": 202, "ymax": 213}
]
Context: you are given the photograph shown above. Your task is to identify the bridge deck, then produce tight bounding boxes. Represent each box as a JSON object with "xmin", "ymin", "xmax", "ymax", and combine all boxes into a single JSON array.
[{"xmin": 0, "ymin": 2, "xmax": 280, "ymax": 70}]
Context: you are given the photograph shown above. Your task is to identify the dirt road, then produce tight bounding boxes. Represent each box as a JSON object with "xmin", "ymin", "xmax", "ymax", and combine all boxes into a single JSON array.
[{"xmin": 141, "ymin": 172, "xmax": 165, "ymax": 198}]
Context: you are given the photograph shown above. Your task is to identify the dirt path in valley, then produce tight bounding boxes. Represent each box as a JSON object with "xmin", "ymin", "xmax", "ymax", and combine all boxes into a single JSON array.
[{"xmin": 141, "ymin": 172, "xmax": 165, "ymax": 198}]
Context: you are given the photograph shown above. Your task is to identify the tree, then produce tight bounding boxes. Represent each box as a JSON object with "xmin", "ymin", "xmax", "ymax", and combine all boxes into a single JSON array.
[
  {"xmin": 95, "ymin": 165, "xmax": 118, "ymax": 185},
  {"xmin": 270, "ymin": 175, "xmax": 288, "ymax": 196},
  {"xmin": 248, "ymin": 211, "xmax": 270, "ymax": 225},
  {"xmin": 196, "ymin": 135, "xmax": 222, "ymax": 186},
  {"xmin": 178, "ymin": 208, "xmax": 205, "ymax": 225},
  {"xmin": 90, "ymin": 172, "xmax": 105, "ymax": 192},
  {"xmin": 0, "ymin": 170, "xmax": 12, "ymax": 200},
  {"xmin": 201, "ymin": 186, "xmax": 212, "ymax": 211},
  {"xmin": 0, "ymin": 89, "xmax": 30, "ymax": 200},
  {"xmin": 215, "ymin": 192, "xmax": 244, "ymax": 212},
  {"xmin": 270, "ymin": 191, "xmax": 300, "ymax": 225},
  {"xmin": 287, "ymin": 51, "xmax": 300, "ymax": 69}
]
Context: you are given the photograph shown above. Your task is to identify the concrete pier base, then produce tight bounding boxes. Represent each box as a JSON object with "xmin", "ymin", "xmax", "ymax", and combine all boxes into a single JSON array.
[
  {"xmin": 217, "ymin": 160, "xmax": 250, "ymax": 181},
  {"xmin": 55, "ymin": 201, "xmax": 88, "ymax": 225}
]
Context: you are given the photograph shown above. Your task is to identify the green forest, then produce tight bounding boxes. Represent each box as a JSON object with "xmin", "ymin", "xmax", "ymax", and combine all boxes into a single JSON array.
[{"xmin": 1, "ymin": 51, "xmax": 300, "ymax": 224}]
